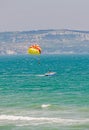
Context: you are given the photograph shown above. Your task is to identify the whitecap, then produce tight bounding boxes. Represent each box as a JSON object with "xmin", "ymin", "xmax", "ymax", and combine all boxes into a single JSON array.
[
  {"xmin": 41, "ymin": 104, "xmax": 51, "ymax": 108},
  {"xmin": 0, "ymin": 115, "xmax": 89, "ymax": 125}
]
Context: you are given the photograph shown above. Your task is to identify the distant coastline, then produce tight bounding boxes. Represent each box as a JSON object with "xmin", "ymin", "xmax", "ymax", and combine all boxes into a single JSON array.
[{"xmin": 0, "ymin": 29, "xmax": 89, "ymax": 55}]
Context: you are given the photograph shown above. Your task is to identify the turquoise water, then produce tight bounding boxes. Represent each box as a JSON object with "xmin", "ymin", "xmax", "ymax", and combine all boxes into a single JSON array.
[{"xmin": 0, "ymin": 54, "xmax": 89, "ymax": 130}]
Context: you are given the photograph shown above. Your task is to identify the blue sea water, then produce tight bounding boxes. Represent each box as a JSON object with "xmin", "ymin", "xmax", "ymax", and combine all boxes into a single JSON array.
[{"xmin": 0, "ymin": 54, "xmax": 89, "ymax": 130}]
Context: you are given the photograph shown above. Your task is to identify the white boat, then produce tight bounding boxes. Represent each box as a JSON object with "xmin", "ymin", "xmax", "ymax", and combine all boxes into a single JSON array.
[{"xmin": 44, "ymin": 72, "xmax": 56, "ymax": 76}]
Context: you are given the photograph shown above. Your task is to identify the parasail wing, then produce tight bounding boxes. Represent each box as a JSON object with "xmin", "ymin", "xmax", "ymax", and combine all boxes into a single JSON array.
[{"xmin": 28, "ymin": 44, "xmax": 41, "ymax": 55}]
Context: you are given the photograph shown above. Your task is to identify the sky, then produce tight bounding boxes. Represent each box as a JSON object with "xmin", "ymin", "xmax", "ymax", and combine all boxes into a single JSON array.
[{"xmin": 0, "ymin": 0, "xmax": 89, "ymax": 32}]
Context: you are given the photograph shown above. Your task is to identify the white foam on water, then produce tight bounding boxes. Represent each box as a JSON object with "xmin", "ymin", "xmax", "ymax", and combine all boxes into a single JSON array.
[
  {"xmin": 41, "ymin": 104, "xmax": 51, "ymax": 108},
  {"xmin": 0, "ymin": 115, "xmax": 89, "ymax": 125},
  {"xmin": 35, "ymin": 74, "xmax": 45, "ymax": 77}
]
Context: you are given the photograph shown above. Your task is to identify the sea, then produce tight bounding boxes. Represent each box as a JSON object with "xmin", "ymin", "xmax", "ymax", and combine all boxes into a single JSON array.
[{"xmin": 0, "ymin": 54, "xmax": 89, "ymax": 130}]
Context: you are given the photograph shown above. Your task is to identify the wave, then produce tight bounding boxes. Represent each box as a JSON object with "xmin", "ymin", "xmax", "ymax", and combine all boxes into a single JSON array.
[
  {"xmin": 41, "ymin": 104, "xmax": 51, "ymax": 108},
  {"xmin": 0, "ymin": 115, "xmax": 89, "ymax": 125}
]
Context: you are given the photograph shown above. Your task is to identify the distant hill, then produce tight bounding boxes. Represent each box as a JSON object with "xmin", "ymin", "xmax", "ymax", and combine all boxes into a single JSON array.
[{"xmin": 0, "ymin": 29, "xmax": 89, "ymax": 55}]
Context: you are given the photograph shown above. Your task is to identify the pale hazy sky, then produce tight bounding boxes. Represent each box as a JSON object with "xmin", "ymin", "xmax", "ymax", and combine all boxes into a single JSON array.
[{"xmin": 0, "ymin": 0, "xmax": 89, "ymax": 32}]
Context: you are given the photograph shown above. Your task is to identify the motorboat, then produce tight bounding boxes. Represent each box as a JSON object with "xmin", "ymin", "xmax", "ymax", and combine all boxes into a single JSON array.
[{"xmin": 44, "ymin": 72, "xmax": 56, "ymax": 76}]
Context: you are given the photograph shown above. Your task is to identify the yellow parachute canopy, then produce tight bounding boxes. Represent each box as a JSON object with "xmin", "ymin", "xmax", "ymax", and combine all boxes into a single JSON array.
[{"xmin": 28, "ymin": 44, "xmax": 41, "ymax": 55}]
